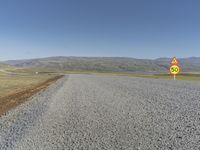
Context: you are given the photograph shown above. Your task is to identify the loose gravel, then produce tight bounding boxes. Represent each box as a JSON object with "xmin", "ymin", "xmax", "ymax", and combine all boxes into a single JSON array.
[{"xmin": 0, "ymin": 75, "xmax": 199, "ymax": 150}]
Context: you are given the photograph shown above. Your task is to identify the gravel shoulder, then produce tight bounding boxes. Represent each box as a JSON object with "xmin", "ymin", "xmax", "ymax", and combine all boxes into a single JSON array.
[{"xmin": 0, "ymin": 75, "xmax": 199, "ymax": 150}]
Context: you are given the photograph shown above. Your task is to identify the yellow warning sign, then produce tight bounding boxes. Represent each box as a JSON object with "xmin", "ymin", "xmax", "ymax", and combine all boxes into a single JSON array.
[
  {"xmin": 171, "ymin": 57, "xmax": 179, "ymax": 65},
  {"xmin": 170, "ymin": 65, "xmax": 180, "ymax": 75}
]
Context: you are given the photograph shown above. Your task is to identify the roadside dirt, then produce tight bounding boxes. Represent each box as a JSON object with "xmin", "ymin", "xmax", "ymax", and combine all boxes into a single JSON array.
[{"xmin": 0, "ymin": 75, "xmax": 64, "ymax": 116}]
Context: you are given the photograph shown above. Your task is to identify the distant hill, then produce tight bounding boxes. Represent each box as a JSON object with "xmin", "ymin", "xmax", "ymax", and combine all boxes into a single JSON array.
[{"xmin": 2, "ymin": 56, "xmax": 200, "ymax": 73}]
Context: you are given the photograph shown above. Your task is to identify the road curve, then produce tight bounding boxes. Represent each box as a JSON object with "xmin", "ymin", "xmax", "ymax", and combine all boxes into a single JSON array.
[{"xmin": 0, "ymin": 75, "xmax": 199, "ymax": 150}]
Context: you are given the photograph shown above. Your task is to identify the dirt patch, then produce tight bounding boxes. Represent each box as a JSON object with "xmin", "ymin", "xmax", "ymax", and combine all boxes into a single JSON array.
[{"xmin": 0, "ymin": 75, "xmax": 64, "ymax": 116}]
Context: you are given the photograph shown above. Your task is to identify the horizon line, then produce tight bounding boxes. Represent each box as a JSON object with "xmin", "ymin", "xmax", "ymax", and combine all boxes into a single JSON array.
[{"xmin": 1, "ymin": 55, "xmax": 200, "ymax": 62}]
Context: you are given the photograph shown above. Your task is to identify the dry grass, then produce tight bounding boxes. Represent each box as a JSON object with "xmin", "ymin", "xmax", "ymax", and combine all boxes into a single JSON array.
[
  {"xmin": 0, "ymin": 74, "xmax": 58, "ymax": 98},
  {"xmin": 0, "ymin": 75, "xmax": 63, "ymax": 116}
]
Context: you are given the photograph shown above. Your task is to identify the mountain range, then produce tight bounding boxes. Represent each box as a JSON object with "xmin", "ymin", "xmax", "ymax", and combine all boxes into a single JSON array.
[{"xmin": 1, "ymin": 56, "xmax": 200, "ymax": 73}]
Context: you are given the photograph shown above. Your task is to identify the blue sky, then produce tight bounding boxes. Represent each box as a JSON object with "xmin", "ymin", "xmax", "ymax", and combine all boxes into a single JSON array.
[{"xmin": 0, "ymin": 0, "xmax": 200, "ymax": 60}]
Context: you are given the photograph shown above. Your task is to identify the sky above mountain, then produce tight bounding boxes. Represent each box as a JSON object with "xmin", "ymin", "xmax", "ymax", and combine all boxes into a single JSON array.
[{"xmin": 0, "ymin": 0, "xmax": 200, "ymax": 60}]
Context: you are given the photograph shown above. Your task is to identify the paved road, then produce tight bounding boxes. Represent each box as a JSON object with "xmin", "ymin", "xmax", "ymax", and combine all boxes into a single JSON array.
[{"xmin": 0, "ymin": 75, "xmax": 199, "ymax": 150}]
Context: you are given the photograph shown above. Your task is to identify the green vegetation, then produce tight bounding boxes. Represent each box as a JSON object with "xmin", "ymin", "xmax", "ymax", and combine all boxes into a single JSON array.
[
  {"xmin": 112, "ymin": 73, "xmax": 200, "ymax": 82},
  {"xmin": 149, "ymin": 73, "xmax": 200, "ymax": 81}
]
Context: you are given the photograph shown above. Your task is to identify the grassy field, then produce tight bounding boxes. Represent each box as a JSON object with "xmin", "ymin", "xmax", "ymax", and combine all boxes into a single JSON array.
[
  {"xmin": 146, "ymin": 73, "xmax": 200, "ymax": 81},
  {"xmin": 0, "ymin": 63, "xmax": 16, "ymax": 70},
  {"xmin": 0, "ymin": 73, "xmax": 57, "ymax": 98}
]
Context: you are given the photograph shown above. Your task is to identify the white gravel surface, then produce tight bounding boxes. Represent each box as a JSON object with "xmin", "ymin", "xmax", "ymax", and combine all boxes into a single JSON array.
[{"xmin": 0, "ymin": 75, "xmax": 199, "ymax": 150}]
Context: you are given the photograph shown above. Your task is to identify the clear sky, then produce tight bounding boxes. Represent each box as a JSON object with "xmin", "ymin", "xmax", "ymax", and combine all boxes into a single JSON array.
[{"xmin": 0, "ymin": 0, "xmax": 200, "ymax": 60}]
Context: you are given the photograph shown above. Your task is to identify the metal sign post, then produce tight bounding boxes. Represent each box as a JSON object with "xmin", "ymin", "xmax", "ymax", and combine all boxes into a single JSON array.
[{"xmin": 174, "ymin": 74, "xmax": 176, "ymax": 80}]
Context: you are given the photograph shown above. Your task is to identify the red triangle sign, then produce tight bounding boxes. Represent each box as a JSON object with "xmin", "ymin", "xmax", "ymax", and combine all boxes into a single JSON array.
[{"xmin": 171, "ymin": 57, "xmax": 179, "ymax": 65}]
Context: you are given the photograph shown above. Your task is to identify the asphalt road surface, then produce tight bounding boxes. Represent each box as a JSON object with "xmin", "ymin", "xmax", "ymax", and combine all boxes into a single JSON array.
[{"xmin": 0, "ymin": 75, "xmax": 199, "ymax": 150}]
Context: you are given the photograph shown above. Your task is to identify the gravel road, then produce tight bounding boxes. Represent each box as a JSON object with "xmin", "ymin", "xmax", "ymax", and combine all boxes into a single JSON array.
[{"xmin": 0, "ymin": 75, "xmax": 199, "ymax": 150}]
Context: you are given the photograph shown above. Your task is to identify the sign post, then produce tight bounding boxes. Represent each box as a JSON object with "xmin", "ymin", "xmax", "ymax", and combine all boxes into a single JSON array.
[{"xmin": 169, "ymin": 57, "xmax": 180, "ymax": 80}]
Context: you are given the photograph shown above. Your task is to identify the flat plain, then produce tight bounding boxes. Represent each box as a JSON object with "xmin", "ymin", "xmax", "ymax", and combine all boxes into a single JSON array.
[{"xmin": 0, "ymin": 74, "xmax": 199, "ymax": 149}]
